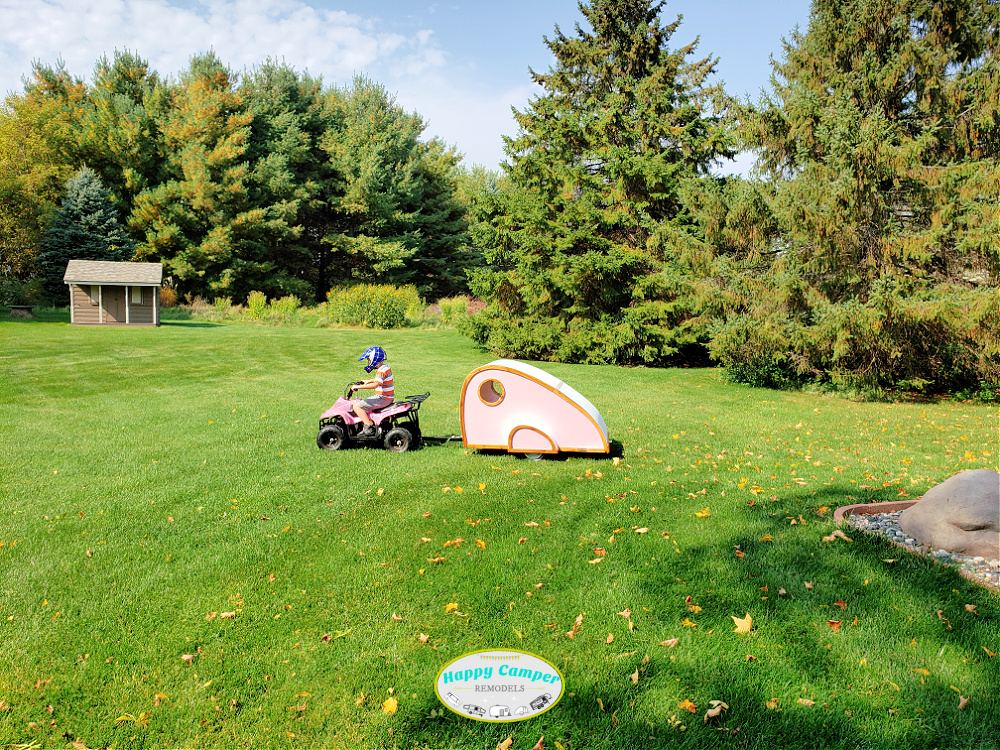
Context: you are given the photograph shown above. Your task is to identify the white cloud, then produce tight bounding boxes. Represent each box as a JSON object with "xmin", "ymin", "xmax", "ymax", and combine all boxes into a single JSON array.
[{"xmin": 0, "ymin": 0, "xmax": 526, "ymax": 168}]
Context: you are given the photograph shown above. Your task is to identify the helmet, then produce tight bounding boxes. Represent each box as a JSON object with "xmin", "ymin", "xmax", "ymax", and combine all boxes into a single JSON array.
[{"xmin": 358, "ymin": 346, "xmax": 386, "ymax": 374}]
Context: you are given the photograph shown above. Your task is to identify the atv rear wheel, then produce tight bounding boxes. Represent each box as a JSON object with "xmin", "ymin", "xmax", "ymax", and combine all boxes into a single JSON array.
[
  {"xmin": 384, "ymin": 427, "xmax": 413, "ymax": 453},
  {"xmin": 317, "ymin": 424, "xmax": 346, "ymax": 450}
]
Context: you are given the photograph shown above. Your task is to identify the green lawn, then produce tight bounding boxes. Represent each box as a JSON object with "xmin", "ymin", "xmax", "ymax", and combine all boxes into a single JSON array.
[{"xmin": 1, "ymin": 311, "xmax": 998, "ymax": 750}]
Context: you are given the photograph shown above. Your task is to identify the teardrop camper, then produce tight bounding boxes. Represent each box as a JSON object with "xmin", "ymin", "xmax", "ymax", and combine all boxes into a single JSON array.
[{"xmin": 460, "ymin": 360, "xmax": 609, "ymax": 456}]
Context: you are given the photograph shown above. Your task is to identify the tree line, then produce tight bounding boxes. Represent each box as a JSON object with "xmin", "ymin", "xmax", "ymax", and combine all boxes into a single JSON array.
[
  {"xmin": 2, "ymin": 0, "xmax": 998, "ymax": 395},
  {"xmin": 460, "ymin": 0, "xmax": 999, "ymax": 394},
  {"xmin": 0, "ymin": 51, "xmax": 478, "ymax": 304}
]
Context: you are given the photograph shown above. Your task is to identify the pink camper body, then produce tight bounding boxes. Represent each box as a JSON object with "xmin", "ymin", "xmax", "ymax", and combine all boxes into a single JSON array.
[{"xmin": 460, "ymin": 360, "xmax": 609, "ymax": 456}]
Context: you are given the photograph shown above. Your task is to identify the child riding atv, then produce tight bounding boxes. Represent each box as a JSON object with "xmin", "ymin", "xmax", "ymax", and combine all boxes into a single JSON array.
[{"xmin": 350, "ymin": 346, "xmax": 393, "ymax": 437}]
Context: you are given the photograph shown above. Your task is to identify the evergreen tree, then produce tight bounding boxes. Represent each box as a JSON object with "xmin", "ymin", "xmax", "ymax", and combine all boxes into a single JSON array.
[
  {"xmin": 463, "ymin": 0, "xmax": 733, "ymax": 364},
  {"xmin": 715, "ymin": 0, "xmax": 1000, "ymax": 392},
  {"xmin": 36, "ymin": 166, "xmax": 136, "ymax": 301}
]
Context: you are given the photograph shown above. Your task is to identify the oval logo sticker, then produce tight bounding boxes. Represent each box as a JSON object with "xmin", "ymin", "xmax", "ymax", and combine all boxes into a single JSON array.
[{"xmin": 434, "ymin": 649, "xmax": 564, "ymax": 722}]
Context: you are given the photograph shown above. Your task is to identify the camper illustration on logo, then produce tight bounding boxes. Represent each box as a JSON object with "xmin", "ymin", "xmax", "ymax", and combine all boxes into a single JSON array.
[
  {"xmin": 530, "ymin": 693, "xmax": 553, "ymax": 711},
  {"xmin": 463, "ymin": 704, "xmax": 486, "ymax": 717},
  {"xmin": 489, "ymin": 705, "xmax": 512, "ymax": 718}
]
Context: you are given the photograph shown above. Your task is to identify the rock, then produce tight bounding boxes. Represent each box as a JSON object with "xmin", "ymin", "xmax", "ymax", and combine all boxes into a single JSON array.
[{"xmin": 897, "ymin": 469, "xmax": 1000, "ymax": 559}]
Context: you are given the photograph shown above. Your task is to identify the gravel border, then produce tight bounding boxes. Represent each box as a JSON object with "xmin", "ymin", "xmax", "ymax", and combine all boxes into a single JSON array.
[{"xmin": 844, "ymin": 510, "xmax": 1000, "ymax": 591}]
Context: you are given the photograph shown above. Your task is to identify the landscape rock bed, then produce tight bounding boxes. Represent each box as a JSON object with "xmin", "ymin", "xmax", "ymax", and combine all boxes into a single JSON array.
[{"xmin": 846, "ymin": 509, "xmax": 1000, "ymax": 591}]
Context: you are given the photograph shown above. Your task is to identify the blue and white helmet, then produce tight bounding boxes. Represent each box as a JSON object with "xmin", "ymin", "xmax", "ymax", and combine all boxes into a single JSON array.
[{"xmin": 358, "ymin": 346, "xmax": 386, "ymax": 374}]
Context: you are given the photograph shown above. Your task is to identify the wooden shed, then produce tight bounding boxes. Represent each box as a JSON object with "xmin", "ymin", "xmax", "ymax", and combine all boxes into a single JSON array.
[{"xmin": 64, "ymin": 260, "xmax": 163, "ymax": 326}]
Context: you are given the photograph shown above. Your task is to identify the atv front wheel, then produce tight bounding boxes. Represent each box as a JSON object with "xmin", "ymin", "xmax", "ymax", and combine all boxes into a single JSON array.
[
  {"xmin": 317, "ymin": 424, "xmax": 346, "ymax": 450},
  {"xmin": 384, "ymin": 427, "xmax": 413, "ymax": 453}
]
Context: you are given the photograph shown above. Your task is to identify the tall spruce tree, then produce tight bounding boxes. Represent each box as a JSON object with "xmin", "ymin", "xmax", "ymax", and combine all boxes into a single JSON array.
[
  {"xmin": 36, "ymin": 166, "xmax": 136, "ymax": 301},
  {"xmin": 464, "ymin": 0, "xmax": 733, "ymax": 364},
  {"xmin": 712, "ymin": 0, "xmax": 1000, "ymax": 392}
]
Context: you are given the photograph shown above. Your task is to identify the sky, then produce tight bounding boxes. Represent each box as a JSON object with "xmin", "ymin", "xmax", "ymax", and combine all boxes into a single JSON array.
[{"xmin": 0, "ymin": 0, "xmax": 813, "ymax": 174}]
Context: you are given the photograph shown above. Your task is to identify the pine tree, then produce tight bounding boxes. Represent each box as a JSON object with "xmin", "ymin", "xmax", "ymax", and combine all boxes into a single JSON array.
[
  {"xmin": 36, "ymin": 166, "xmax": 136, "ymax": 301},
  {"xmin": 464, "ymin": 0, "xmax": 733, "ymax": 364},
  {"xmin": 714, "ymin": 0, "xmax": 1000, "ymax": 392}
]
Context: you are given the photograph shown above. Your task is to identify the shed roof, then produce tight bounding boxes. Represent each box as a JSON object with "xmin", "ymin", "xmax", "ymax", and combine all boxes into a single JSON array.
[{"xmin": 64, "ymin": 260, "xmax": 163, "ymax": 285}]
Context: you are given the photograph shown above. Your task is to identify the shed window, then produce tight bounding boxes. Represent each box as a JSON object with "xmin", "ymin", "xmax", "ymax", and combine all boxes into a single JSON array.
[
  {"xmin": 131, "ymin": 287, "xmax": 142, "ymax": 305},
  {"xmin": 88, "ymin": 285, "xmax": 99, "ymax": 305}
]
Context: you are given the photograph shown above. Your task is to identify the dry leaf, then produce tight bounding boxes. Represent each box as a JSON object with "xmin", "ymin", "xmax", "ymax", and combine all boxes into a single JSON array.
[
  {"xmin": 390, "ymin": 613, "xmax": 402, "ymax": 621},
  {"xmin": 475, "ymin": 539, "xmax": 486, "ymax": 550},
  {"xmin": 418, "ymin": 633, "xmax": 429, "ymax": 643},
  {"xmin": 532, "ymin": 737, "xmax": 544, "ymax": 750},
  {"xmin": 704, "ymin": 700, "xmax": 728, "ymax": 723},
  {"xmin": 618, "ymin": 608, "xmax": 632, "ymax": 618},
  {"xmin": 635, "ymin": 527, "xmax": 648, "ymax": 534},
  {"xmin": 220, "ymin": 611, "xmax": 236, "ymax": 619},
  {"xmin": 965, "ymin": 604, "xmax": 979, "ymax": 615},
  {"xmin": 678, "ymin": 698, "xmax": 697, "ymax": 713},
  {"xmin": 181, "ymin": 654, "xmax": 196, "ymax": 664},
  {"xmin": 804, "ymin": 581, "xmax": 814, "ymax": 589},
  {"xmin": 597, "ymin": 698, "xmax": 605, "ymax": 712},
  {"xmin": 153, "ymin": 693, "xmax": 167, "ymax": 706},
  {"xmin": 588, "ymin": 558, "xmax": 603, "ymax": 564},
  {"xmin": 821, "ymin": 529, "xmax": 852, "ymax": 543},
  {"xmin": 694, "ymin": 508, "xmax": 711, "ymax": 518},
  {"xmin": 682, "ymin": 618, "xmax": 697, "ymax": 628},
  {"xmin": 382, "ymin": 697, "xmax": 398, "ymax": 714},
  {"xmin": 732, "ymin": 613, "xmax": 753, "ymax": 634},
  {"xmin": 958, "ymin": 695, "xmax": 969, "ymax": 710},
  {"xmin": 827, "ymin": 620, "xmax": 843, "ymax": 632},
  {"xmin": 525, "ymin": 521, "xmax": 539, "ymax": 527},
  {"xmin": 445, "ymin": 603, "xmax": 458, "ymax": 613},
  {"xmin": 660, "ymin": 638, "xmax": 679, "ymax": 648},
  {"xmin": 606, "ymin": 633, "xmax": 614, "ymax": 644},
  {"xmin": 497, "ymin": 737, "xmax": 513, "ymax": 750},
  {"xmin": 797, "ymin": 698, "xmax": 816, "ymax": 707},
  {"xmin": 685, "ymin": 596, "xmax": 702, "ymax": 614},
  {"xmin": 746, "ymin": 654, "xmax": 758, "ymax": 662},
  {"xmin": 630, "ymin": 668, "xmax": 639, "ymax": 685},
  {"xmin": 766, "ymin": 698, "xmax": 779, "ymax": 710},
  {"xmin": 833, "ymin": 600, "xmax": 847, "ymax": 610},
  {"xmin": 778, "ymin": 587, "xmax": 787, "ymax": 596}
]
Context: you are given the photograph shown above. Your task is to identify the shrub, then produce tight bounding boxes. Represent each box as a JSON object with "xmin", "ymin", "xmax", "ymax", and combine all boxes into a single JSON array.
[
  {"xmin": 245, "ymin": 291, "xmax": 268, "ymax": 320},
  {"xmin": 159, "ymin": 285, "xmax": 178, "ymax": 308},
  {"xmin": 267, "ymin": 295, "xmax": 301, "ymax": 324},
  {"xmin": 438, "ymin": 296, "xmax": 468, "ymax": 326},
  {"xmin": 326, "ymin": 284, "xmax": 421, "ymax": 329}
]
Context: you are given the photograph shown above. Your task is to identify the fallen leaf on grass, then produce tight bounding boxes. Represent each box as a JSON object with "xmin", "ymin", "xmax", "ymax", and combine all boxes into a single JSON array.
[
  {"xmin": 497, "ymin": 737, "xmax": 513, "ymax": 750},
  {"xmin": 731, "ymin": 613, "xmax": 753, "ymax": 634},
  {"xmin": 704, "ymin": 700, "xmax": 728, "ymax": 723},
  {"xmin": 181, "ymin": 654, "xmax": 196, "ymax": 664},
  {"xmin": 911, "ymin": 668, "xmax": 930, "ymax": 676},
  {"xmin": 759, "ymin": 534, "xmax": 773, "ymax": 542},
  {"xmin": 618, "ymin": 608, "xmax": 631, "ymax": 618},
  {"xmin": 766, "ymin": 698, "xmax": 780, "ymax": 710},
  {"xmin": 685, "ymin": 596, "xmax": 702, "ymax": 614},
  {"xmin": 958, "ymin": 695, "xmax": 969, "ymax": 710},
  {"xmin": 827, "ymin": 620, "xmax": 843, "ymax": 632},
  {"xmin": 678, "ymin": 698, "xmax": 697, "ymax": 713},
  {"xmin": 694, "ymin": 508, "xmax": 711, "ymax": 518},
  {"xmin": 630, "ymin": 668, "xmax": 639, "ymax": 685},
  {"xmin": 588, "ymin": 558, "xmax": 603, "ymax": 564},
  {"xmin": 682, "ymin": 618, "xmax": 697, "ymax": 628},
  {"xmin": 983, "ymin": 647, "xmax": 996, "ymax": 657},
  {"xmin": 804, "ymin": 581, "xmax": 814, "ymax": 589},
  {"xmin": 220, "ymin": 611, "xmax": 236, "ymax": 619},
  {"xmin": 965, "ymin": 604, "xmax": 979, "ymax": 615},
  {"xmin": 746, "ymin": 654, "xmax": 758, "ymax": 662},
  {"xmin": 833, "ymin": 600, "xmax": 847, "ymax": 610},
  {"xmin": 475, "ymin": 539, "xmax": 486, "ymax": 550},
  {"xmin": 418, "ymin": 633, "xmax": 430, "ymax": 643},
  {"xmin": 797, "ymin": 698, "xmax": 816, "ymax": 707},
  {"xmin": 153, "ymin": 693, "xmax": 167, "ymax": 707},
  {"xmin": 427, "ymin": 556, "xmax": 446, "ymax": 563},
  {"xmin": 606, "ymin": 633, "xmax": 614, "ymax": 644},
  {"xmin": 382, "ymin": 697, "xmax": 398, "ymax": 714},
  {"xmin": 660, "ymin": 638, "xmax": 679, "ymax": 648},
  {"xmin": 445, "ymin": 603, "xmax": 458, "ymax": 613},
  {"xmin": 597, "ymin": 698, "xmax": 605, "ymax": 712},
  {"xmin": 822, "ymin": 529, "xmax": 852, "ymax": 543},
  {"xmin": 532, "ymin": 737, "xmax": 544, "ymax": 750},
  {"xmin": 390, "ymin": 613, "xmax": 402, "ymax": 621}
]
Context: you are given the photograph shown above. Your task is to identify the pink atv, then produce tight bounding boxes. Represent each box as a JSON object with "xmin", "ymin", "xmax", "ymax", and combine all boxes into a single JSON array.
[{"xmin": 316, "ymin": 382, "xmax": 429, "ymax": 452}]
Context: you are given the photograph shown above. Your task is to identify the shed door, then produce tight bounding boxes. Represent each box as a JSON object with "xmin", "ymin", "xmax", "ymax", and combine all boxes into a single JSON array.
[{"xmin": 103, "ymin": 287, "xmax": 126, "ymax": 323}]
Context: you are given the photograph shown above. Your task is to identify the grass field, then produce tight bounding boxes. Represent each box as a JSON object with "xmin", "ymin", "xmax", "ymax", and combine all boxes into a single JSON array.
[{"xmin": 1, "ymin": 310, "xmax": 998, "ymax": 750}]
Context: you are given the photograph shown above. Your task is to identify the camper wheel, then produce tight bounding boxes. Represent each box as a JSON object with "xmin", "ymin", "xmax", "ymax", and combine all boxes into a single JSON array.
[
  {"xmin": 317, "ymin": 424, "xmax": 346, "ymax": 451},
  {"xmin": 384, "ymin": 427, "xmax": 414, "ymax": 453},
  {"xmin": 521, "ymin": 453, "xmax": 544, "ymax": 461}
]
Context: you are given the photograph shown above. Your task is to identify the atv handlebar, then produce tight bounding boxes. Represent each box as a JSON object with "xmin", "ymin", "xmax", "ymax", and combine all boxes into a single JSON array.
[{"xmin": 344, "ymin": 381, "xmax": 365, "ymax": 399}]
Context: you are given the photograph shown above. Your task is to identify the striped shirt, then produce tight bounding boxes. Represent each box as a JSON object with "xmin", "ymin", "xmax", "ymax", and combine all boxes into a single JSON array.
[{"xmin": 375, "ymin": 363, "xmax": 394, "ymax": 399}]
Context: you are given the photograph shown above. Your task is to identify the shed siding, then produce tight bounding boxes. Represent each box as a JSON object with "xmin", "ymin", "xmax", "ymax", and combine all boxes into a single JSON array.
[
  {"xmin": 71, "ymin": 285, "xmax": 101, "ymax": 324},
  {"xmin": 130, "ymin": 286, "xmax": 154, "ymax": 325}
]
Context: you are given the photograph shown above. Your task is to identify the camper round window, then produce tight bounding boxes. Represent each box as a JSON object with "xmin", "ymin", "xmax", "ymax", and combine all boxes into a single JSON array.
[{"xmin": 479, "ymin": 379, "xmax": 505, "ymax": 406}]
